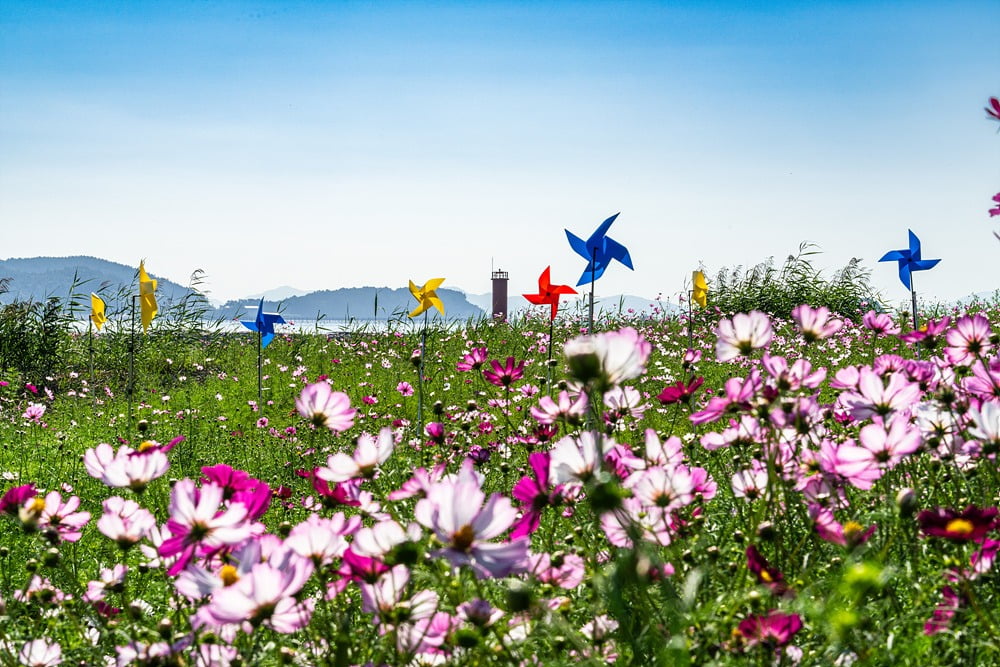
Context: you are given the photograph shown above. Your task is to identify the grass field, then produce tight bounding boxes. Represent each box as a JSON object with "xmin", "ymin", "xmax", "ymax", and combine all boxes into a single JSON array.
[{"xmin": 0, "ymin": 294, "xmax": 998, "ymax": 666}]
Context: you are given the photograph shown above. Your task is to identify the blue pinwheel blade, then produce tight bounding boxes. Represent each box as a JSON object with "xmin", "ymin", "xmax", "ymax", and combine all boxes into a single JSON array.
[
  {"xmin": 603, "ymin": 237, "xmax": 633, "ymax": 270},
  {"xmin": 587, "ymin": 213, "xmax": 620, "ymax": 245},
  {"xmin": 566, "ymin": 229, "xmax": 590, "ymax": 261},
  {"xmin": 912, "ymin": 259, "xmax": 941, "ymax": 272},
  {"xmin": 241, "ymin": 320, "xmax": 259, "ymax": 333},
  {"xmin": 898, "ymin": 265, "xmax": 912, "ymax": 291},
  {"xmin": 577, "ymin": 261, "xmax": 609, "ymax": 286},
  {"xmin": 261, "ymin": 332, "xmax": 276, "ymax": 349},
  {"xmin": 878, "ymin": 249, "xmax": 908, "ymax": 262}
]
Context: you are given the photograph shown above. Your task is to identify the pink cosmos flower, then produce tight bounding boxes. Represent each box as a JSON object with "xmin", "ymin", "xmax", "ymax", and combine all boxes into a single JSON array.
[
  {"xmin": 690, "ymin": 370, "xmax": 762, "ymax": 425},
  {"xmin": 18, "ymin": 639, "xmax": 62, "ymax": 667},
  {"xmin": 808, "ymin": 504, "xmax": 876, "ymax": 549},
  {"xmin": 924, "ymin": 585, "xmax": 962, "ymax": 635},
  {"xmin": 483, "ymin": 356, "xmax": 526, "ymax": 387},
  {"xmin": 819, "ymin": 438, "xmax": 883, "ymax": 490},
  {"xmin": 628, "ymin": 465, "xmax": 695, "ymax": 513},
  {"xmin": 791, "ymin": 304, "xmax": 843, "ymax": 342},
  {"xmin": 564, "ymin": 327, "xmax": 651, "ymax": 390},
  {"xmin": 944, "ymin": 313, "xmax": 993, "ymax": 366},
  {"xmin": 529, "ymin": 551, "xmax": 586, "ymax": 589},
  {"xmin": 603, "ymin": 386, "xmax": 647, "ymax": 421},
  {"xmin": 857, "ymin": 417, "xmax": 921, "ymax": 467},
  {"xmin": 285, "ymin": 512, "xmax": 361, "ymax": 566},
  {"xmin": 839, "ymin": 368, "xmax": 921, "ymax": 420},
  {"xmin": 862, "ymin": 310, "xmax": 900, "ymax": 336},
  {"xmin": 352, "ymin": 520, "xmax": 423, "ymax": 559},
  {"xmin": 295, "ymin": 381, "xmax": 355, "ymax": 432},
  {"xmin": 530, "ymin": 390, "xmax": 588, "ymax": 425},
  {"xmin": 731, "ymin": 462, "xmax": 769, "ymax": 501},
  {"xmin": 990, "ymin": 192, "xmax": 1000, "ymax": 217},
  {"xmin": 456, "ymin": 347, "xmax": 488, "ymax": 372},
  {"xmin": 97, "ymin": 496, "xmax": 156, "ymax": 549},
  {"xmin": 158, "ymin": 479, "xmax": 253, "ymax": 576},
  {"xmin": 83, "ymin": 564, "xmax": 127, "ymax": 603},
  {"xmin": 35, "ymin": 492, "xmax": 91, "ymax": 542},
  {"xmin": 967, "ymin": 401, "xmax": 1000, "ymax": 451},
  {"xmin": 899, "ymin": 316, "xmax": 951, "ymax": 348},
  {"xmin": 205, "ymin": 557, "xmax": 316, "ymax": 633},
  {"xmin": 83, "ymin": 443, "xmax": 170, "ymax": 492},
  {"xmin": 318, "ymin": 428, "xmax": 395, "ymax": 482},
  {"xmin": 414, "ymin": 461, "xmax": 528, "ymax": 578},
  {"xmin": 22, "ymin": 403, "xmax": 46, "ymax": 424},
  {"xmin": 360, "ymin": 564, "xmax": 439, "ymax": 628},
  {"xmin": 549, "ymin": 432, "xmax": 607, "ymax": 485},
  {"xmin": 715, "ymin": 311, "xmax": 773, "ymax": 362},
  {"xmin": 396, "ymin": 381, "xmax": 414, "ymax": 396}
]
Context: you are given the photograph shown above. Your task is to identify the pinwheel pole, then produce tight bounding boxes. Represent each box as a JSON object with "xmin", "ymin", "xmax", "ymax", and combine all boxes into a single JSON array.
[
  {"xmin": 588, "ymin": 249, "xmax": 596, "ymax": 334},
  {"xmin": 416, "ymin": 310, "xmax": 428, "ymax": 434},
  {"xmin": 256, "ymin": 330, "xmax": 263, "ymax": 401},
  {"xmin": 687, "ymin": 290, "xmax": 695, "ymax": 350},
  {"xmin": 128, "ymin": 295, "xmax": 137, "ymax": 428}
]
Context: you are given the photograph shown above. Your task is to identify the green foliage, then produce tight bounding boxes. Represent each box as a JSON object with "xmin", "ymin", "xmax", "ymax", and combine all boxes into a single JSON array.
[{"xmin": 706, "ymin": 242, "xmax": 882, "ymax": 321}]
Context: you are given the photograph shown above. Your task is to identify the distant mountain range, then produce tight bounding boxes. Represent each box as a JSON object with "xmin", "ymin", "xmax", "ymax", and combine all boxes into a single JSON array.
[{"xmin": 0, "ymin": 256, "xmax": 197, "ymax": 306}]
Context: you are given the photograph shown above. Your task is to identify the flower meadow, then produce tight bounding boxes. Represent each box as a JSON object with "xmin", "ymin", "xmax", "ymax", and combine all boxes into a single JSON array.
[{"xmin": 1, "ymin": 300, "xmax": 999, "ymax": 666}]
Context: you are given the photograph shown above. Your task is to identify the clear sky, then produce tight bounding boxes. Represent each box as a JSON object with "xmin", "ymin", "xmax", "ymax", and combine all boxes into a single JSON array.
[{"xmin": 1, "ymin": 1, "xmax": 998, "ymax": 308}]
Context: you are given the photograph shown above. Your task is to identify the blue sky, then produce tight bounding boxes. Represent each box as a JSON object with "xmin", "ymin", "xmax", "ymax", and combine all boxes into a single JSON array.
[{"xmin": 1, "ymin": 1, "xmax": 997, "ymax": 307}]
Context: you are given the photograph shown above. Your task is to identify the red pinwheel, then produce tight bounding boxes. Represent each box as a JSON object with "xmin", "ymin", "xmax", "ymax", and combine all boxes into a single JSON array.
[{"xmin": 523, "ymin": 267, "xmax": 577, "ymax": 320}]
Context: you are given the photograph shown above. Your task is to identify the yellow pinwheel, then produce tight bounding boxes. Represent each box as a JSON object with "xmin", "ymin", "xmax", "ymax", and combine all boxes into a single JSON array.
[
  {"xmin": 692, "ymin": 270, "xmax": 708, "ymax": 308},
  {"xmin": 408, "ymin": 278, "xmax": 445, "ymax": 318},
  {"xmin": 138, "ymin": 261, "xmax": 158, "ymax": 332},
  {"xmin": 90, "ymin": 293, "xmax": 107, "ymax": 331}
]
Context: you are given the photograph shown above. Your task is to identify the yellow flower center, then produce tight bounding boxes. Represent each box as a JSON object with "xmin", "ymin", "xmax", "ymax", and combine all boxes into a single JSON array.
[
  {"xmin": 29, "ymin": 497, "xmax": 46, "ymax": 514},
  {"xmin": 759, "ymin": 570, "xmax": 773, "ymax": 583},
  {"xmin": 138, "ymin": 440, "xmax": 158, "ymax": 452},
  {"xmin": 220, "ymin": 565, "xmax": 240, "ymax": 586},
  {"xmin": 843, "ymin": 521, "xmax": 864, "ymax": 539},
  {"xmin": 945, "ymin": 518, "xmax": 974, "ymax": 536},
  {"xmin": 452, "ymin": 525, "xmax": 476, "ymax": 552}
]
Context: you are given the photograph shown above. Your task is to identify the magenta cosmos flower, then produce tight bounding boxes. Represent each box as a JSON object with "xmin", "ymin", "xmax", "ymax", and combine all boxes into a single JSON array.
[
  {"xmin": 295, "ymin": 381, "xmax": 355, "ymax": 432},
  {"xmin": 158, "ymin": 479, "xmax": 253, "ymax": 576},
  {"xmin": 734, "ymin": 611, "xmax": 802, "ymax": 649},
  {"xmin": 917, "ymin": 506, "xmax": 999, "ymax": 542},
  {"xmin": 715, "ymin": 311, "xmax": 773, "ymax": 362},
  {"xmin": 483, "ymin": 356, "xmax": 525, "ymax": 387},
  {"xmin": 456, "ymin": 347, "xmax": 489, "ymax": 372},
  {"xmin": 510, "ymin": 452, "xmax": 562, "ymax": 539}
]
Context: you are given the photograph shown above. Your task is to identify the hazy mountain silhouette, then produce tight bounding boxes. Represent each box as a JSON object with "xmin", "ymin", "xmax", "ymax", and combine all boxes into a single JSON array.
[{"xmin": 0, "ymin": 256, "xmax": 198, "ymax": 306}]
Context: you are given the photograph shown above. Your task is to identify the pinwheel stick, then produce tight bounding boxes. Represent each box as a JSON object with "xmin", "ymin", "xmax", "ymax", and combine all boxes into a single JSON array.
[
  {"xmin": 257, "ymin": 330, "xmax": 263, "ymax": 401},
  {"xmin": 128, "ymin": 295, "xmax": 137, "ymax": 430},
  {"xmin": 588, "ymin": 249, "xmax": 596, "ymax": 334},
  {"xmin": 88, "ymin": 316, "xmax": 94, "ymax": 387},
  {"xmin": 416, "ymin": 310, "xmax": 428, "ymax": 435},
  {"xmin": 910, "ymin": 277, "xmax": 919, "ymax": 332},
  {"xmin": 688, "ymin": 290, "xmax": 695, "ymax": 350},
  {"xmin": 546, "ymin": 318, "xmax": 555, "ymax": 393}
]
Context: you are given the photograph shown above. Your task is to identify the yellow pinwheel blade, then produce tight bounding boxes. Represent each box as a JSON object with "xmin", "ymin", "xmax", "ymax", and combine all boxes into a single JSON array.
[
  {"xmin": 90, "ymin": 293, "xmax": 107, "ymax": 331},
  {"xmin": 138, "ymin": 262, "xmax": 158, "ymax": 332},
  {"xmin": 692, "ymin": 270, "xmax": 708, "ymax": 308}
]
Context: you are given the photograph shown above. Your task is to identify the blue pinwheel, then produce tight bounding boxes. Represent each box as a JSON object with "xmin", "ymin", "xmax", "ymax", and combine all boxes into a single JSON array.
[
  {"xmin": 878, "ymin": 230, "xmax": 940, "ymax": 291},
  {"xmin": 565, "ymin": 212, "xmax": 634, "ymax": 287},
  {"xmin": 241, "ymin": 298, "xmax": 285, "ymax": 349}
]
